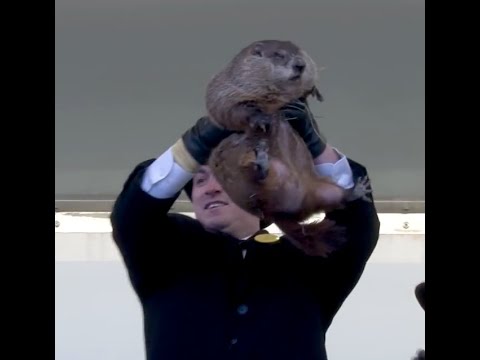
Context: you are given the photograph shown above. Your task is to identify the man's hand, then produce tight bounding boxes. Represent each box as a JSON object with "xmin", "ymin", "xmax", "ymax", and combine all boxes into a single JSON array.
[
  {"xmin": 280, "ymin": 99, "xmax": 327, "ymax": 159},
  {"xmin": 171, "ymin": 117, "xmax": 236, "ymax": 173}
]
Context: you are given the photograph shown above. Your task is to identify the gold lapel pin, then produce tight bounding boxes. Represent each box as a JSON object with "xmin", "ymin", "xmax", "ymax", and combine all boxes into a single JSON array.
[{"xmin": 253, "ymin": 233, "xmax": 280, "ymax": 244}]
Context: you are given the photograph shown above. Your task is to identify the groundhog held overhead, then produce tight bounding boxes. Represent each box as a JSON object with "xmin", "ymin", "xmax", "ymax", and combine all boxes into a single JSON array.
[
  {"xmin": 205, "ymin": 40, "xmax": 371, "ymax": 257},
  {"xmin": 205, "ymin": 40, "xmax": 323, "ymax": 132}
]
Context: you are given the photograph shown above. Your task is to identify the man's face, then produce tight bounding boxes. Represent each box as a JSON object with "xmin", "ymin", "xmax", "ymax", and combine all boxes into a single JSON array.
[{"xmin": 191, "ymin": 166, "xmax": 259, "ymax": 234}]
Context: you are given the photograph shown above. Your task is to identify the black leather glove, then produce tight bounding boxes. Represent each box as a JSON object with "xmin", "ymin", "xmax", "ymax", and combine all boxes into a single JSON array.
[
  {"xmin": 172, "ymin": 117, "xmax": 235, "ymax": 172},
  {"xmin": 280, "ymin": 99, "xmax": 327, "ymax": 158},
  {"xmin": 182, "ymin": 117, "xmax": 236, "ymax": 164}
]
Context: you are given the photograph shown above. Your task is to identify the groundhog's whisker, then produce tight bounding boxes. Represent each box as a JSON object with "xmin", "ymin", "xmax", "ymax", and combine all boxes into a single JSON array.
[{"xmin": 286, "ymin": 104, "xmax": 305, "ymax": 112}]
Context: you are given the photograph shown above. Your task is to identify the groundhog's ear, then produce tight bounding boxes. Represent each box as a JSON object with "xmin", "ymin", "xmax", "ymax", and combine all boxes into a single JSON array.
[{"xmin": 251, "ymin": 43, "xmax": 264, "ymax": 57}]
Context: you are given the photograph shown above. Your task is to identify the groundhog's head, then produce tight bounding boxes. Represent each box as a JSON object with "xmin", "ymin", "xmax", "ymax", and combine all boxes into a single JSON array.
[{"xmin": 235, "ymin": 40, "xmax": 322, "ymax": 102}]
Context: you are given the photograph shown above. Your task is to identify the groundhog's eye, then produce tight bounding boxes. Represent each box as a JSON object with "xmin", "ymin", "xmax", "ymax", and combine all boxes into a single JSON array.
[
  {"xmin": 274, "ymin": 52, "xmax": 286, "ymax": 60},
  {"xmin": 252, "ymin": 44, "xmax": 263, "ymax": 57}
]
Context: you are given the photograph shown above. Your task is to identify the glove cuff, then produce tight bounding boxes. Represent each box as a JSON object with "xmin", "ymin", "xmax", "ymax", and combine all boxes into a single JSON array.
[
  {"xmin": 176, "ymin": 117, "xmax": 233, "ymax": 171},
  {"xmin": 171, "ymin": 138, "xmax": 200, "ymax": 173}
]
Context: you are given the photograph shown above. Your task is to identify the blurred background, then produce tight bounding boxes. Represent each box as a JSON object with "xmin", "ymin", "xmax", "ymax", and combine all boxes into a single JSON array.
[{"xmin": 55, "ymin": 0, "xmax": 425, "ymax": 359}]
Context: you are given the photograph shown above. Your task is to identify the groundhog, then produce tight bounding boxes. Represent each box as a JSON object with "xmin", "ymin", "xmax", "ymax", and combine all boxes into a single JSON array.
[
  {"xmin": 205, "ymin": 40, "xmax": 322, "ymax": 132},
  {"xmin": 205, "ymin": 40, "xmax": 371, "ymax": 257}
]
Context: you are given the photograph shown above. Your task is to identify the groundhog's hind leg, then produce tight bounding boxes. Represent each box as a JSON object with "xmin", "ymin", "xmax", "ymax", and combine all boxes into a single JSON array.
[
  {"xmin": 253, "ymin": 139, "xmax": 269, "ymax": 181},
  {"xmin": 344, "ymin": 176, "xmax": 372, "ymax": 203},
  {"xmin": 275, "ymin": 218, "xmax": 347, "ymax": 257}
]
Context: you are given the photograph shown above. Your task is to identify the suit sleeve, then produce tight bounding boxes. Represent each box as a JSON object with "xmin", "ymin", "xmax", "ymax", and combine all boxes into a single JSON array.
[
  {"xmin": 110, "ymin": 159, "xmax": 202, "ymax": 298},
  {"xmin": 316, "ymin": 158, "xmax": 381, "ymax": 328}
]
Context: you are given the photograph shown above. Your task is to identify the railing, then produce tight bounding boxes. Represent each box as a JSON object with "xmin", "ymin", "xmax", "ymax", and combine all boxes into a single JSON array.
[{"xmin": 55, "ymin": 198, "xmax": 425, "ymax": 214}]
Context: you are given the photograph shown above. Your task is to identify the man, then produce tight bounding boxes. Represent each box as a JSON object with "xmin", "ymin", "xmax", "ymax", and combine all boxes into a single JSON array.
[{"xmin": 110, "ymin": 100, "xmax": 380, "ymax": 360}]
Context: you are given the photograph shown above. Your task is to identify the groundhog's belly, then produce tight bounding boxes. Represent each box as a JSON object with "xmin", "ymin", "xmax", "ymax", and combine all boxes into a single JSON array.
[
  {"xmin": 208, "ymin": 128, "xmax": 312, "ymax": 218},
  {"xmin": 260, "ymin": 157, "xmax": 306, "ymax": 214}
]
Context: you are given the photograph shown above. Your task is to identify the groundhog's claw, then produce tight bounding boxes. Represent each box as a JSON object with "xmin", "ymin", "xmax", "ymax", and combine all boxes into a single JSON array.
[
  {"xmin": 250, "ymin": 113, "xmax": 272, "ymax": 133},
  {"xmin": 253, "ymin": 140, "xmax": 269, "ymax": 181},
  {"xmin": 344, "ymin": 176, "xmax": 372, "ymax": 203}
]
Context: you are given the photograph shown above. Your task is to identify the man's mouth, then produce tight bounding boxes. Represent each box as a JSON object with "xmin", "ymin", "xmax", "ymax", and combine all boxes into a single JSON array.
[{"xmin": 204, "ymin": 201, "xmax": 228, "ymax": 210}]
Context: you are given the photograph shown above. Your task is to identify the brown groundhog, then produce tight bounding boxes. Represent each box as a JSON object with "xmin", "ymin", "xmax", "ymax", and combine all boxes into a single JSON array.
[
  {"xmin": 205, "ymin": 40, "xmax": 371, "ymax": 257},
  {"xmin": 205, "ymin": 40, "xmax": 322, "ymax": 132}
]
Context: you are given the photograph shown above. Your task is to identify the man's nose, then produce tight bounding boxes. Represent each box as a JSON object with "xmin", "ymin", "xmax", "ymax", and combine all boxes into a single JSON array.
[
  {"xmin": 203, "ymin": 178, "xmax": 222, "ymax": 195},
  {"xmin": 205, "ymin": 188, "xmax": 221, "ymax": 196}
]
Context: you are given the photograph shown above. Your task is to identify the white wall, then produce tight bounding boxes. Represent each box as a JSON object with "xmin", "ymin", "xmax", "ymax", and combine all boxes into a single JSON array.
[{"xmin": 55, "ymin": 213, "xmax": 425, "ymax": 360}]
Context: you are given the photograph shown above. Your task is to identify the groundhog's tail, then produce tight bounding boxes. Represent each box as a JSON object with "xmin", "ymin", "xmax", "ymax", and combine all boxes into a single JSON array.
[{"xmin": 274, "ymin": 217, "xmax": 347, "ymax": 257}]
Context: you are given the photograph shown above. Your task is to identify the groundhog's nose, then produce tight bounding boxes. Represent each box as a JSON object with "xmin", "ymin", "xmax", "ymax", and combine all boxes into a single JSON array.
[{"xmin": 293, "ymin": 59, "xmax": 306, "ymax": 74}]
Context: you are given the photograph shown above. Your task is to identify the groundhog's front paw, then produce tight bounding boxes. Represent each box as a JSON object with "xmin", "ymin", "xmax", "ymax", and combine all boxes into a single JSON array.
[
  {"xmin": 253, "ymin": 139, "xmax": 269, "ymax": 181},
  {"xmin": 249, "ymin": 113, "xmax": 272, "ymax": 133}
]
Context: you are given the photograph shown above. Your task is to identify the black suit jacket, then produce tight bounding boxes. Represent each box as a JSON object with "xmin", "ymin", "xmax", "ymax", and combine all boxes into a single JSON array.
[{"xmin": 110, "ymin": 158, "xmax": 380, "ymax": 360}]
